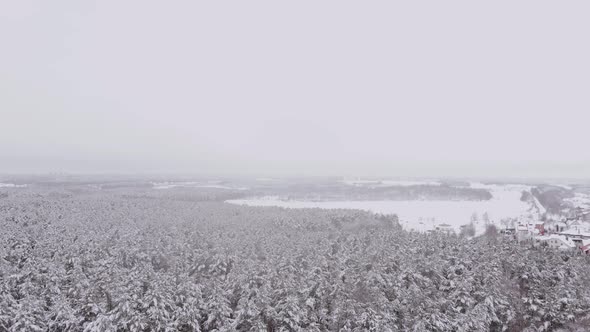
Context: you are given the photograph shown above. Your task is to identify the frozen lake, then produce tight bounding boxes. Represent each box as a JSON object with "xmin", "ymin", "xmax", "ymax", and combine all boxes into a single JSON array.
[
  {"xmin": 227, "ymin": 183, "xmax": 542, "ymax": 234},
  {"xmin": 151, "ymin": 181, "xmax": 248, "ymax": 190}
]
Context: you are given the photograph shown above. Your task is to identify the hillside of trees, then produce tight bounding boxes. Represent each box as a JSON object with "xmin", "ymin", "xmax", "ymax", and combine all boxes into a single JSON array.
[
  {"xmin": 1, "ymin": 190, "xmax": 590, "ymax": 331},
  {"xmin": 531, "ymin": 186, "xmax": 575, "ymax": 214}
]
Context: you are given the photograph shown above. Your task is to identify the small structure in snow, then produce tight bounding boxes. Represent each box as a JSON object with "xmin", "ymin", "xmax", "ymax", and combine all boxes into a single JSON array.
[
  {"xmin": 516, "ymin": 224, "xmax": 531, "ymax": 242},
  {"xmin": 535, "ymin": 234, "xmax": 575, "ymax": 250},
  {"xmin": 435, "ymin": 223, "xmax": 454, "ymax": 234}
]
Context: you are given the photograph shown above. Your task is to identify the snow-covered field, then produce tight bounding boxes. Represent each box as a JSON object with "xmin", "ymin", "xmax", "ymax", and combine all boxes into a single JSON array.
[
  {"xmin": 565, "ymin": 193, "xmax": 590, "ymax": 209},
  {"xmin": 227, "ymin": 183, "xmax": 540, "ymax": 234},
  {"xmin": 152, "ymin": 181, "xmax": 248, "ymax": 190},
  {"xmin": 341, "ymin": 179, "xmax": 441, "ymax": 187},
  {"xmin": 0, "ymin": 183, "xmax": 27, "ymax": 188}
]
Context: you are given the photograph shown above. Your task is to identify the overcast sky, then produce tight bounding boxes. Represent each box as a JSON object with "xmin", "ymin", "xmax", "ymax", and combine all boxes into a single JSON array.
[{"xmin": 1, "ymin": 1, "xmax": 589, "ymax": 178}]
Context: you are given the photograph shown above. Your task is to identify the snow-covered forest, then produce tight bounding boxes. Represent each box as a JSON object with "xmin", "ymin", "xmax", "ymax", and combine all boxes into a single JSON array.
[{"xmin": 1, "ymin": 190, "xmax": 590, "ymax": 332}]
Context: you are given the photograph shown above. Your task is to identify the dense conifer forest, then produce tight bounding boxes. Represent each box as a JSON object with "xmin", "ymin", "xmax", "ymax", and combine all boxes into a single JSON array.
[{"xmin": 1, "ymin": 190, "xmax": 590, "ymax": 331}]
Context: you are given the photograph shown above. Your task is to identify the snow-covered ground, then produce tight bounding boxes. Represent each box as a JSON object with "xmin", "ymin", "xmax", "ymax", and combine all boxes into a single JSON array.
[
  {"xmin": 555, "ymin": 184, "xmax": 573, "ymax": 190},
  {"xmin": 152, "ymin": 182, "xmax": 248, "ymax": 190},
  {"xmin": 0, "ymin": 183, "xmax": 27, "ymax": 188},
  {"xmin": 565, "ymin": 193, "xmax": 590, "ymax": 209},
  {"xmin": 341, "ymin": 179, "xmax": 441, "ymax": 187},
  {"xmin": 255, "ymin": 178, "xmax": 278, "ymax": 182},
  {"xmin": 380, "ymin": 180, "xmax": 442, "ymax": 186},
  {"xmin": 227, "ymin": 182, "xmax": 540, "ymax": 235}
]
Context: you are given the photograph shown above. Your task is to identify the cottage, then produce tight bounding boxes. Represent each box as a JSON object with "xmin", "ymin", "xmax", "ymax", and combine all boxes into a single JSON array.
[
  {"xmin": 552, "ymin": 221, "xmax": 567, "ymax": 233},
  {"xmin": 558, "ymin": 230, "xmax": 590, "ymax": 241},
  {"xmin": 567, "ymin": 219, "xmax": 582, "ymax": 229},
  {"xmin": 435, "ymin": 223, "xmax": 454, "ymax": 234},
  {"xmin": 535, "ymin": 235, "xmax": 575, "ymax": 250},
  {"xmin": 571, "ymin": 238, "xmax": 584, "ymax": 247}
]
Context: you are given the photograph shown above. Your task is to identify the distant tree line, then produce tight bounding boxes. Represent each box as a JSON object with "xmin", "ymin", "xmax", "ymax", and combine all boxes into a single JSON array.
[{"xmin": 274, "ymin": 184, "xmax": 493, "ymax": 202}]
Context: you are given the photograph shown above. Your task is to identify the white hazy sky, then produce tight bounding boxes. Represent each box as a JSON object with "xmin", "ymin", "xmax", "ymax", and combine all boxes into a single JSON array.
[{"xmin": 1, "ymin": 1, "xmax": 589, "ymax": 178}]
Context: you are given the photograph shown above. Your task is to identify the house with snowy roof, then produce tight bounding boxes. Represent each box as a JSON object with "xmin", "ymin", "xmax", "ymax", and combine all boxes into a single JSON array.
[
  {"xmin": 559, "ymin": 218, "xmax": 590, "ymax": 235},
  {"xmin": 567, "ymin": 219, "xmax": 583, "ymax": 228},
  {"xmin": 535, "ymin": 234, "xmax": 575, "ymax": 250},
  {"xmin": 435, "ymin": 223, "xmax": 454, "ymax": 234},
  {"xmin": 515, "ymin": 221, "xmax": 546, "ymax": 242},
  {"xmin": 551, "ymin": 221, "xmax": 567, "ymax": 233},
  {"xmin": 558, "ymin": 229, "xmax": 590, "ymax": 241}
]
